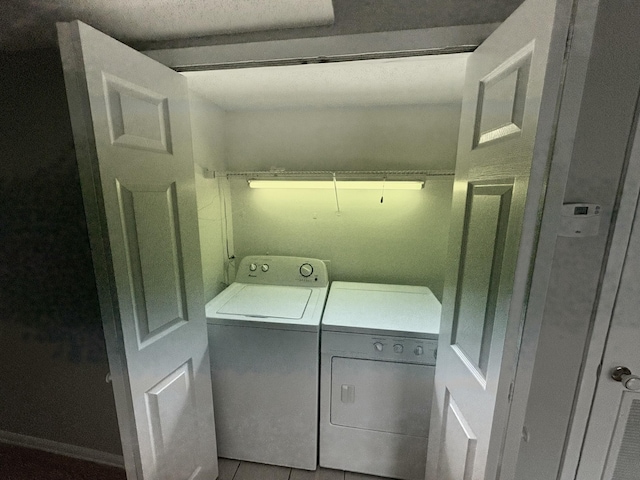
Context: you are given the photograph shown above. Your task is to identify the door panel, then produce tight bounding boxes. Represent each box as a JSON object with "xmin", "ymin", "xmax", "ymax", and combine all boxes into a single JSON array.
[
  {"xmin": 58, "ymin": 21, "xmax": 218, "ymax": 480},
  {"xmin": 117, "ymin": 181, "xmax": 189, "ymax": 347},
  {"xmin": 146, "ymin": 361, "xmax": 199, "ymax": 480},
  {"xmin": 452, "ymin": 183, "xmax": 513, "ymax": 378},
  {"xmin": 103, "ymin": 73, "xmax": 173, "ymax": 153},
  {"xmin": 440, "ymin": 390, "xmax": 477, "ymax": 480},
  {"xmin": 427, "ymin": 0, "xmax": 573, "ymax": 478},
  {"xmin": 473, "ymin": 45, "xmax": 533, "ymax": 148}
]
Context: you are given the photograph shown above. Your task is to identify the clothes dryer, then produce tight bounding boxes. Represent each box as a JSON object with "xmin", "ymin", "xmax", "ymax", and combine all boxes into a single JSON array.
[{"xmin": 320, "ymin": 281, "xmax": 441, "ymax": 480}]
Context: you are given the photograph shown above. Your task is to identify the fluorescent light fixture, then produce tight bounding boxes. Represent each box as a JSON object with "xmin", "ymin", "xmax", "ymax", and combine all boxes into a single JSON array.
[{"xmin": 248, "ymin": 180, "xmax": 424, "ymax": 190}]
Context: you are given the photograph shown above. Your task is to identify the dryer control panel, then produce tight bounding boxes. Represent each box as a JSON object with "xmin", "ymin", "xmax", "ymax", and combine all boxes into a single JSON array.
[
  {"xmin": 237, "ymin": 255, "xmax": 329, "ymax": 287},
  {"xmin": 321, "ymin": 331, "xmax": 438, "ymax": 366}
]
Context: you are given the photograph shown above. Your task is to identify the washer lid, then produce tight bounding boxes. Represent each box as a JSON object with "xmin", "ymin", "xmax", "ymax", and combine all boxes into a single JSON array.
[
  {"xmin": 322, "ymin": 282, "xmax": 441, "ymax": 336},
  {"xmin": 217, "ymin": 284, "xmax": 312, "ymax": 319}
]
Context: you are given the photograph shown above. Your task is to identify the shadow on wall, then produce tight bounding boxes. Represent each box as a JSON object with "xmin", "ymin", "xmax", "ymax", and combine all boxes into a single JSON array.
[{"xmin": 0, "ymin": 140, "xmax": 106, "ymax": 364}]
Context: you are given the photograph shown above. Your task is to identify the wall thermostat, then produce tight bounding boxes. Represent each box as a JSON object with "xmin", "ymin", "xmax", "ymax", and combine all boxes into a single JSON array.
[{"xmin": 559, "ymin": 203, "xmax": 601, "ymax": 237}]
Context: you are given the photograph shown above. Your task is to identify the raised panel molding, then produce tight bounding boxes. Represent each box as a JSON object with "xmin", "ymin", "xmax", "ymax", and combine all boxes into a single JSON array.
[
  {"xmin": 145, "ymin": 361, "xmax": 200, "ymax": 480},
  {"xmin": 472, "ymin": 43, "xmax": 534, "ymax": 148},
  {"xmin": 116, "ymin": 180, "xmax": 188, "ymax": 349},
  {"xmin": 451, "ymin": 182, "xmax": 513, "ymax": 380},
  {"xmin": 103, "ymin": 73, "xmax": 173, "ymax": 154},
  {"xmin": 438, "ymin": 390, "xmax": 477, "ymax": 480}
]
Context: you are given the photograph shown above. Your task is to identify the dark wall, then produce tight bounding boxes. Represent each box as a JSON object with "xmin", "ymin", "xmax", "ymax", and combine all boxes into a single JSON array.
[{"xmin": 0, "ymin": 48, "xmax": 121, "ymax": 455}]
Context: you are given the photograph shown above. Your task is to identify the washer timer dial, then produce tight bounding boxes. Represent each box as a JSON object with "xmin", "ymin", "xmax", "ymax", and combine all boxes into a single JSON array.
[{"xmin": 299, "ymin": 263, "xmax": 314, "ymax": 277}]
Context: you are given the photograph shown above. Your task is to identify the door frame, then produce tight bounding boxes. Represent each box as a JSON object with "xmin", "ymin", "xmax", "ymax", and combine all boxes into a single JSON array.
[
  {"xmin": 558, "ymin": 84, "xmax": 640, "ymax": 480},
  {"xmin": 141, "ymin": 2, "xmax": 605, "ymax": 477}
]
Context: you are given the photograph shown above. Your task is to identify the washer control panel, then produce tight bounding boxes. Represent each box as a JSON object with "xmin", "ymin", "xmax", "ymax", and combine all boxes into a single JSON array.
[
  {"xmin": 322, "ymin": 331, "xmax": 438, "ymax": 365},
  {"xmin": 236, "ymin": 255, "xmax": 329, "ymax": 287}
]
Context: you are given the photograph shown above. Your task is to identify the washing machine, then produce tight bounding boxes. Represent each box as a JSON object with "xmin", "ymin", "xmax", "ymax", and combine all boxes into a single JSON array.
[
  {"xmin": 319, "ymin": 281, "xmax": 441, "ymax": 480},
  {"xmin": 206, "ymin": 255, "xmax": 329, "ymax": 470}
]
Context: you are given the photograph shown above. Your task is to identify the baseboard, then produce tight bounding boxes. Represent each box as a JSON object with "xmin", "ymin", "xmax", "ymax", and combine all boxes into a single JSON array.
[{"xmin": 0, "ymin": 430, "xmax": 125, "ymax": 468}]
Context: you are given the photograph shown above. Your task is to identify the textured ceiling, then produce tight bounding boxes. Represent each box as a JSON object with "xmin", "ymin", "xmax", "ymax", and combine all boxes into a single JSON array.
[
  {"xmin": 1, "ymin": 0, "xmax": 525, "ymax": 52},
  {"xmin": 0, "ymin": 0, "xmax": 334, "ymax": 51},
  {"xmin": 183, "ymin": 54, "xmax": 470, "ymax": 111}
]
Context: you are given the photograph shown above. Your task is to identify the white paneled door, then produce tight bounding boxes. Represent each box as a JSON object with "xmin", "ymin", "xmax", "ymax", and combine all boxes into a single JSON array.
[
  {"xmin": 426, "ymin": 0, "xmax": 576, "ymax": 478},
  {"xmin": 57, "ymin": 21, "xmax": 218, "ymax": 480}
]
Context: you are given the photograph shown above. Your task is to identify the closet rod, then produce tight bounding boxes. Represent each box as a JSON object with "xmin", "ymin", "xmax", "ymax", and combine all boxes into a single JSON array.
[{"xmin": 206, "ymin": 170, "xmax": 455, "ymax": 179}]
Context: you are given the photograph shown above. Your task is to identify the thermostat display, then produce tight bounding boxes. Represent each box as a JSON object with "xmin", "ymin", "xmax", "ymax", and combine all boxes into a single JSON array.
[{"xmin": 559, "ymin": 203, "xmax": 601, "ymax": 237}]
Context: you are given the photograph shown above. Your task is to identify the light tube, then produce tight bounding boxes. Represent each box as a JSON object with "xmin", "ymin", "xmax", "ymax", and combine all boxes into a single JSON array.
[{"xmin": 248, "ymin": 180, "xmax": 424, "ymax": 190}]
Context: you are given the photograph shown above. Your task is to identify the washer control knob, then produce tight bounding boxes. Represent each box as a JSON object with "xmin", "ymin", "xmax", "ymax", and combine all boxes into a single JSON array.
[
  {"xmin": 393, "ymin": 344, "xmax": 404, "ymax": 354},
  {"xmin": 261, "ymin": 264, "xmax": 269, "ymax": 272},
  {"xmin": 299, "ymin": 263, "xmax": 314, "ymax": 277},
  {"xmin": 414, "ymin": 346, "xmax": 424, "ymax": 356},
  {"xmin": 249, "ymin": 263, "xmax": 257, "ymax": 272},
  {"xmin": 374, "ymin": 342, "xmax": 384, "ymax": 352}
]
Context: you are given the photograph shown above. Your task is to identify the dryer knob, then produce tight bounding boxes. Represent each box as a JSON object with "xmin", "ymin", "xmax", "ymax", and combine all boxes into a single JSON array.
[
  {"xmin": 249, "ymin": 263, "xmax": 257, "ymax": 272},
  {"xmin": 374, "ymin": 342, "xmax": 384, "ymax": 352},
  {"xmin": 414, "ymin": 346, "xmax": 424, "ymax": 356},
  {"xmin": 393, "ymin": 344, "xmax": 404, "ymax": 354},
  {"xmin": 261, "ymin": 264, "xmax": 269, "ymax": 272}
]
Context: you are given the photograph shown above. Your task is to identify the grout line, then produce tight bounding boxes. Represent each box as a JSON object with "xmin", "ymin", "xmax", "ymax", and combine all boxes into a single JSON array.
[{"xmin": 229, "ymin": 459, "xmax": 240, "ymax": 480}]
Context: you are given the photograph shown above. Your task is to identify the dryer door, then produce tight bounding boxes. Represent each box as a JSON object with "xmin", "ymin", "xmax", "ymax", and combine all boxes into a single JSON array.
[{"xmin": 331, "ymin": 357, "xmax": 434, "ymax": 437}]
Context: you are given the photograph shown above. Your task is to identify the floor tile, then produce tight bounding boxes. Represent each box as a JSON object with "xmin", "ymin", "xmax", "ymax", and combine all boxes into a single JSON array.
[
  {"xmin": 290, "ymin": 467, "xmax": 345, "ymax": 480},
  {"xmin": 233, "ymin": 461, "xmax": 291, "ymax": 480},
  {"xmin": 218, "ymin": 458, "xmax": 240, "ymax": 480},
  {"xmin": 344, "ymin": 472, "xmax": 390, "ymax": 480}
]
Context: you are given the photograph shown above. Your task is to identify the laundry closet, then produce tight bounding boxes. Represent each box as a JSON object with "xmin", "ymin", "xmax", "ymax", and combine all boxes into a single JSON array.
[
  {"xmin": 60, "ymin": 0, "xmax": 569, "ymax": 476},
  {"xmin": 182, "ymin": 54, "xmax": 469, "ymax": 303},
  {"xmin": 181, "ymin": 55, "xmax": 466, "ymax": 479}
]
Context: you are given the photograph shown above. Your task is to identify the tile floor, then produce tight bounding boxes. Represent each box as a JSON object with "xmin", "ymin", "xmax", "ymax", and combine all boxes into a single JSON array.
[{"xmin": 218, "ymin": 458, "xmax": 391, "ymax": 480}]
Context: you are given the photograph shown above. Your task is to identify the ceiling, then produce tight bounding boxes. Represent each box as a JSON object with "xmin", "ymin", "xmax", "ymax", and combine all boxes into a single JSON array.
[
  {"xmin": 183, "ymin": 54, "xmax": 471, "ymax": 111},
  {"xmin": 1, "ymin": 0, "xmax": 333, "ymax": 51},
  {"xmin": 1, "ymin": 0, "xmax": 525, "ymax": 52}
]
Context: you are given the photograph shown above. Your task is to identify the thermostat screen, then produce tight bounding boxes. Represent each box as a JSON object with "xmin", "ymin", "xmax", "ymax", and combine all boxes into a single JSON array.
[{"xmin": 574, "ymin": 206, "xmax": 589, "ymax": 215}]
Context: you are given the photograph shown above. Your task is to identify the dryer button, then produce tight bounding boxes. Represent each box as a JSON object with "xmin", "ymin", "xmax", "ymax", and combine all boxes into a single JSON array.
[
  {"xmin": 414, "ymin": 346, "xmax": 424, "ymax": 356},
  {"xmin": 374, "ymin": 342, "xmax": 383, "ymax": 352},
  {"xmin": 393, "ymin": 344, "xmax": 404, "ymax": 354}
]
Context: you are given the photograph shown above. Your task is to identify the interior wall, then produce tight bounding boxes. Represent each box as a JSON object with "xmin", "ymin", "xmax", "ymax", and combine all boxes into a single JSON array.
[
  {"xmin": 229, "ymin": 176, "xmax": 453, "ymax": 299},
  {"xmin": 514, "ymin": 2, "xmax": 640, "ymax": 479},
  {"xmin": 224, "ymin": 104, "xmax": 461, "ymax": 172},
  {"xmin": 0, "ymin": 49, "xmax": 121, "ymax": 455},
  {"xmin": 222, "ymin": 101, "xmax": 461, "ymax": 297},
  {"xmin": 189, "ymin": 91, "xmax": 229, "ymax": 301}
]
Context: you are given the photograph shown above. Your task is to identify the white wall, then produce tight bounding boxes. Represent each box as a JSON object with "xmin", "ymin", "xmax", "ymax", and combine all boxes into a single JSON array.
[
  {"xmin": 514, "ymin": 3, "xmax": 640, "ymax": 478},
  {"xmin": 225, "ymin": 104, "xmax": 461, "ymax": 172},
  {"xmin": 220, "ymin": 100, "xmax": 461, "ymax": 296},
  {"xmin": 229, "ymin": 176, "xmax": 453, "ymax": 299},
  {"xmin": 189, "ymin": 91, "xmax": 230, "ymax": 301}
]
